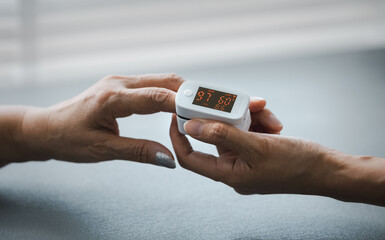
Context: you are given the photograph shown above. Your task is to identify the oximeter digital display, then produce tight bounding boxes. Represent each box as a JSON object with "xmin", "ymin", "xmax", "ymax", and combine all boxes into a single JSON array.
[
  {"xmin": 176, "ymin": 82, "xmax": 251, "ymax": 135},
  {"xmin": 192, "ymin": 87, "xmax": 237, "ymax": 113}
]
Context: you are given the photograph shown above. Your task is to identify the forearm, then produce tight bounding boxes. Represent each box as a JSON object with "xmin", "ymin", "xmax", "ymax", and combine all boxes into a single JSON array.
[
  {"xmin": 316, "ymin": 149, "xmax": 385, "ymax": 206},
  {"xmin": 0, "ymin": 106, "xmax": 49, "ymax": 166}
]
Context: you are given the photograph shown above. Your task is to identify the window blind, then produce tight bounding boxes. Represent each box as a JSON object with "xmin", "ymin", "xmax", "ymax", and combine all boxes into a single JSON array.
[{"xmin": 1, "ymin": 0, "xmax": 384, "ymax": 88}]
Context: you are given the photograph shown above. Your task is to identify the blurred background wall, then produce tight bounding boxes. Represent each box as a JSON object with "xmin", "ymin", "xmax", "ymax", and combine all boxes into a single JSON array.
[{"xmin": 1, "ymin": 0, "xmax": 385, "ymax": 88}]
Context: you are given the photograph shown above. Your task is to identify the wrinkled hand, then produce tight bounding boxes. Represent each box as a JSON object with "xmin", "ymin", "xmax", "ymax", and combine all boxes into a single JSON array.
[
  {"xmin": 23, "ymin": 73, "xmax": 184, "ymax": 168},
  {"xmin": 170, "ymin": 100, "xmax": 330, "ymax": 194}
]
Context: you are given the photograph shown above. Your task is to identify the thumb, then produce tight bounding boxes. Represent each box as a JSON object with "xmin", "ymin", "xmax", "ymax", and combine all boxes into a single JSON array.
[
  {"xmin": 184, "ymin": 119, "xmax": 250, "ymax": 153},
  {"xmin": 106, "ymin": 136, "xmax": 176, "ymax": 169}
]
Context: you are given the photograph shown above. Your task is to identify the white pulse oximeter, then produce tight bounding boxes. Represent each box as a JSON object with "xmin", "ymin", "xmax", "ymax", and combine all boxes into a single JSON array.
[{"xmin": 176, "ymin": 81, "xmax": 251, "ymax": 135}]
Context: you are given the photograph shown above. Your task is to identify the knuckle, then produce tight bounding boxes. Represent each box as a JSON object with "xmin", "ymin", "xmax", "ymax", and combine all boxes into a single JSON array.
[
  {"xmin": 165, "ymin": 73, "xmax": 183, "ymax": 84},
  {"xmin": 103, "ymin": 74, "xmax": 119, "ymax": 81},
  {"xmin": 95, "ymin": 89, "xmax": 118, "ymax": 105},
  {"xmin": 207, "ymin": 123, "xmax": 228, "ymax": 144},
  {"xmin": 165, "ymin": 73, "xmax": 179, "ymax": 80},
  {"xmin": 128, "ymin": 143, "xmax": 148, "ymax": 163},
  {"xmin": 88, "ymin": 142, "xmax": 112, "ymax": 162},
  {"xmin": 101, "ymin": 75, "xmax": 133, "ymax": 86},
  {"xmin": 149, "ymin": 88, "xmax": 171, "ymax": 107}
]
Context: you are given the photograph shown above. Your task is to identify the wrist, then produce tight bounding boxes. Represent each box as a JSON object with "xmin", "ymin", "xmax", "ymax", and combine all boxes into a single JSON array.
[
  {"xmin": 317, "ymin": 150, "xmax": 385, "ymax": 206},
  {"xmin": 0, "ymin": 106, "xmax": 29, "ymax": 164},
  {"xmin": 21, "ymin": 107, "xmax": 52, "ymax": 161}
]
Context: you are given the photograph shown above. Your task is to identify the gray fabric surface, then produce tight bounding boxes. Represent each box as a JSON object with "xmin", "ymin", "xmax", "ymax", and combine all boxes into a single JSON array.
[{"xmin": 1, "ymin": 49, "xmax": 385, "ymax": 239}]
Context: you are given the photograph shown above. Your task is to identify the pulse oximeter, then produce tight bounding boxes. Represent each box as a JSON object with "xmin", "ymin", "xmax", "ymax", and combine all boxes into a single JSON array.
[{"xmin": 175, "ymin": 81, "xmax": 251, "ymax": 135}]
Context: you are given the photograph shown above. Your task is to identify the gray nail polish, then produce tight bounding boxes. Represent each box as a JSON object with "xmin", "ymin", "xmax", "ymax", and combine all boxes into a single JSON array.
[{"xmin": 155, "ymin": 152, "xmax": 176, "ymax": 169}]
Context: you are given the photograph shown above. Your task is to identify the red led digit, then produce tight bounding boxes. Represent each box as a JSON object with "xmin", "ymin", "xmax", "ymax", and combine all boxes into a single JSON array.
[
  {"xmin": 206, "ymin": 92, "xmax": 212, "ymax": 102},
  {"xmin": 218, "ymin": 96, "xmax": 225, "ymax": 104},
  {"xmin": 196, "ymin": 91, "xmax": 204, "ymax": 101},
  {"xmin": 224, "ymin": 97, "xmax": 232, "ymax": 106}
]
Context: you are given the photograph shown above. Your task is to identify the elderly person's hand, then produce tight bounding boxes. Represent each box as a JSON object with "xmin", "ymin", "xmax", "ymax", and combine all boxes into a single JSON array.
[
  {"xmin": 169, "ymin": 100, "xmax": 385, "ymax": 206},
  {"xmin": 1, "ymin": 73, "xmax": 184, "ymax": 168}
]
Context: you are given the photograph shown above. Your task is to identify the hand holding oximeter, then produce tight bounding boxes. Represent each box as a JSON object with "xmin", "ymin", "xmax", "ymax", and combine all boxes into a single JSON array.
[{"xmin": 175, "ymin": 82, "xmax": 251, "ymax": 134}]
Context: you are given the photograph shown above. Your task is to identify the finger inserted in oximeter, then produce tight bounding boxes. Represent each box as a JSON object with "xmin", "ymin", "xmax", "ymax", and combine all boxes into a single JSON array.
[{"xmin": 175, "ymin": 82, "xmax": 251, "ymax": 135}]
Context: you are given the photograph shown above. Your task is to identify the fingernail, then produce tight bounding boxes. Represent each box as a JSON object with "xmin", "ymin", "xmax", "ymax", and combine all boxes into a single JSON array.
[
  {"xmin": 268, "ymin": 113, "xmax": 283, "ymax": 129},
  {"xmin": 250, "ymin": 96, "xmax": 265, "ymax": 101},
  {"xmin": 184, "ymin": 120, "xmax": 203, "ymax": 136},
  {"xmin": 155, "ymin": 152, "xmax": 176, "ymax": 169}
]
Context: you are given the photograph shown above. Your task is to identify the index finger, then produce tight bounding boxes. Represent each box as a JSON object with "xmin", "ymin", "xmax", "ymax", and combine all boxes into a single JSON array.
[
  {"xmin": 106, "ymin": 87, "xmax": 178, "ymax": 117},
  {"xmin": 107, "ymin": 73, "xmax": 185, "ymax": 92}
]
